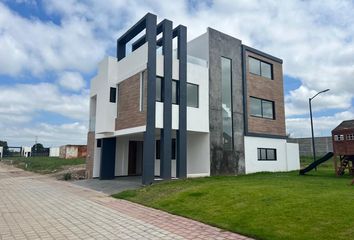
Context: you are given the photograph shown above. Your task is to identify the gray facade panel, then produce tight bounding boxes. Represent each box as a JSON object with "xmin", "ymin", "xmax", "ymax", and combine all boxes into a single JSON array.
[{"xmin": 208, "ymin": 28, "xmax": 245, "ymax": 175}]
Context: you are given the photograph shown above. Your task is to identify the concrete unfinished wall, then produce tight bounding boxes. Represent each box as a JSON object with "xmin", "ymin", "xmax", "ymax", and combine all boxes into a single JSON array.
[
  {"xmin": 208, "ymin": 28, "xmax": 245, "ymax": 175},
  {"xmin": 288, "ymin": 137, "xmax": 333, "ymax": 156}
]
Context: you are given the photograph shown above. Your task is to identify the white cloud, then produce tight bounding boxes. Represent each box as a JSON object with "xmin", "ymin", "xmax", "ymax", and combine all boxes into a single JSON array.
[
  {"xmin": 286, "ymin": 109, "xmax": 354, "ymax": 138},
  {"xmin": 1, "ymin": 0, "xmax": 354, "ymax": 143},
  {"xmin": 0, "ymin": 82, "xmax": 89, "ymax": 122},
  {"xmin": 58, "ymin": 71, "xmax": 85, "ymax": 91},
  {"xmin": 0, "ymin": 2, "xmax": 107, "ymax": 76}
]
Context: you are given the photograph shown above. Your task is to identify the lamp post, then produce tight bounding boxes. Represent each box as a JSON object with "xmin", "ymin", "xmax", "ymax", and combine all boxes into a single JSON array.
[{"xmin": 309, "ymin": 88, "xmax": 330, "ymax": 168}]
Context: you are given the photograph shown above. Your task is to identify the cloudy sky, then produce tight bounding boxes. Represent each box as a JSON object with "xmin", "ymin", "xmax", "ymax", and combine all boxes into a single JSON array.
[{"xmin": 0, "ymin": 0, "xmax": 353, "ymax": 147}]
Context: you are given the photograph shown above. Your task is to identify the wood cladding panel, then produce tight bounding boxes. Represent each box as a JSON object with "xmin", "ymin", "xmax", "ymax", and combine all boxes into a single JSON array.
[
  {"xmin": 115, "ymin": 71, "xmax": 147, "ymax": 130},
  {"xmin": 246, "ymin": 51, "xmax": 286, "ymax": 137}
]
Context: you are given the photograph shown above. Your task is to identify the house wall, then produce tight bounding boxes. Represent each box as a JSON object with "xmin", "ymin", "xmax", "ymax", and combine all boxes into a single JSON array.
[
  {"xmin": 93, "ymin": 142, "xmax": 101, "ymax": 178},
  {"xmin": 244, "ymin": 136, "xmax": 300, "ymax": 173},
  {"xmin": 208, "ymin": 28, "xmax": 245, "ymax": 175},
  {"xmin": 0, "ymin": 146, "xmax": 3, "ymax": 158},
  {"xmin": 59, "ymin": 146, "xmax": 66, "ymax": 158},
  {"xmin": 86, "ymin": 132, "xmax": 95, "ymax": 178},
  {"xmin": 90, "ymin": 57, "xmax": 118, "ymax": 134},
  {"xmin": 155, "ymin": 61, "xmax": 209, "ymax": 132},
  {"xmin": 332, "ymin": 129, "xmax": 354, "ymax": 155},
  {"xmin": 115, "ymin": 72, "xmax": 147, "ymax": 130},
  {"xmin": 49, "ymin": 147, "xmax": 60, "ymax": 157},
  {"xmin": 65, "ymin": 146, "xmax": 79, "ymax": 159},
  {"xmin": 286, "ymin": 143, "xmax": 300, "ymax": 171},
  {"xmin": 246, "ymin": 51, "xmax": 286, "ymax": 137}
]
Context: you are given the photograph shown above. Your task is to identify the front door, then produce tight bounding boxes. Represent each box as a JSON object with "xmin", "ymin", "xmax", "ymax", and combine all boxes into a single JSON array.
[{"xmin": 128, "ymin": 141, "xmax": 143, "ymax": 175}]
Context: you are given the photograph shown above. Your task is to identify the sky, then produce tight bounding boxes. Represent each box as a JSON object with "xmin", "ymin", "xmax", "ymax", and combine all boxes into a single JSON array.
[{"xmin": 0, "ymin": 0, "xmax": 353, "ymax": 147}]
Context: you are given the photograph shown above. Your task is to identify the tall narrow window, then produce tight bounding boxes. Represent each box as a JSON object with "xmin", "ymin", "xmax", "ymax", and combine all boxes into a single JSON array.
[
  {"xmin": 221, "ymin": 57, "xmax": 233, "ymax": 150},
  {"xmin": 172, "ymin": 80, "xmax": 179, "ymax": 104},
  {"xmin": 139, "ymin": 72, "xmax": 144, "ymax": 111},
  {"xmin": 156, "ymin": 77, "xmax": 162, "ymax": 102},
  {"xmin": 109, "ymin": 87, "xmax": 116, "ymax": 103}
]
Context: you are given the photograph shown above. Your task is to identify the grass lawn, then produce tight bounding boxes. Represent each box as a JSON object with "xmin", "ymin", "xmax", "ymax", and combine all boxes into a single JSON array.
[
  {"xmin": 1, "ymin": 156, "xmax": 85, "ymax": 174},
  {"xmin": 113, "ymin": 157, "xmax": 354, "ymax": 240}
]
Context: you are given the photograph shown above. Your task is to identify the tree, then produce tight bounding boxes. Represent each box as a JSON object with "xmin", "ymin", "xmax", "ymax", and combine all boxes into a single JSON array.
[
  {"xmin": 0, "ymin": 140, "xmax": 10, "ymax": 155},
  {"xmin": 32, "ymin": 143, "xmax": 45, "ymax": 153}
]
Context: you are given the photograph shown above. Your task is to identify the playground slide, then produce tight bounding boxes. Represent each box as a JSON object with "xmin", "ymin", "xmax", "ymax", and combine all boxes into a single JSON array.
[{"xmin": 299, "ymin": 152, "xmax": 334, "ymax": 175}]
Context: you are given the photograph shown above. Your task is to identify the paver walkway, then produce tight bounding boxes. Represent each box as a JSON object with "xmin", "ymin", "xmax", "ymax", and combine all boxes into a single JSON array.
[{"xmin": 0, "ymin": 163, "xmax": 252, "ymax": 240}]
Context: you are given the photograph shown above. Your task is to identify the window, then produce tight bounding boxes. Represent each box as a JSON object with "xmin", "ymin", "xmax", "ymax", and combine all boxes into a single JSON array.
[
  {"xmin": 221, "ymin": 57, "xmax": 233, "ymax": 150},
  {"xmin": 250, "ymin": 97, "xmax": 275, "ymax": 119},
  {"xmin": 97, "ymin": 139, "xmax": 102, "ymax": 148},
  {"xmin": 156, "ymin": 77, "xmax": 179, "ymax": 104},
  {"xmin": 139, "ymin": 72, "xmax": 144, "ymax": 111},
  {"xmin": 248, "ymin": 57, "xmax": 273, "ymax": 79},
  {"xmin": 339, "ymin": 135, "xmax": 344, "ymax": 140},
  {"xmin": 258, "ymin": 148, "xmax": 277, "ymax": 161},
  {"xmin": 187, "ymin": 83, "xmax": 199, "ymax": 108},
  {"xmin": 109, "ymin": 87, "xmax": 116, "ymax": 103},
  {"xmin": 347, "ymin": 134, "xmax": 354, "ymax": 140},
  {"xmin": 172, "ymin": 80, "xmax": 179, "ymax": 104},
  {"xmin": 156, "ymin": 77, "xmax": 162, "ymax": 102},
  {"xmin": 156, "ymin": 139, "xmax": 176, "ymax": 159}
]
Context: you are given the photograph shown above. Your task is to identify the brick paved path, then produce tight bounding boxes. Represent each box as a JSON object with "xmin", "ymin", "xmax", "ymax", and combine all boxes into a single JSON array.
[{"xmin": 0, "ymin": 163, "xmax": 252, "ymax": 240}]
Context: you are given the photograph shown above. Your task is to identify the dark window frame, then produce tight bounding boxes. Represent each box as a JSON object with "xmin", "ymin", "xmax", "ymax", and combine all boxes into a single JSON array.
[
  {"xmin": 257, "ymin": 148, "xmax": 277, "ymax": 161},
  {"xmin": 156, "ymin": 76, "xmax": 163, "ymax": 102},
  {"xmin": 109, "ymin": 87, "xmax": 117, "ymax": 103},
  {"xmin": 172, "ymin": 80, "xmax": 179, "ymax": 105},
  {"xmin": 155, "ymin": 139, "xmax": 176, "ymax": 159},
  {"xmin": 250, "ymin": 96, "xmax": 275, "ymax": 120},
  {"xmin": 248, "ymin": 56, "xmax": 273, "ymax": 79}
]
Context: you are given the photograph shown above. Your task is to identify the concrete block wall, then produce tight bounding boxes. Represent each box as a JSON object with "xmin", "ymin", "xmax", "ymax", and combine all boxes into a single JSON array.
[{"xmin": 288, "ymin": 137, "xmax": 333, "ymax": 156}]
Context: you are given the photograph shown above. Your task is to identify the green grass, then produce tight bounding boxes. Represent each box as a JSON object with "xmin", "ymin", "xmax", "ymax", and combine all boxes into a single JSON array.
[
  {"xmin": 113, "ymin": 157, "xmax": 354, "ymax": 240},
  {"xmin": 2, "ymin": 156, "xmax": 85, "ymax": 174}
]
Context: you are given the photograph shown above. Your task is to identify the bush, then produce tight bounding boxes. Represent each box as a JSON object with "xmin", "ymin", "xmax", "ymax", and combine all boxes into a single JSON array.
[{"xmin": 63, "ymin": 172, "xmax": 72, "ymax": 181}]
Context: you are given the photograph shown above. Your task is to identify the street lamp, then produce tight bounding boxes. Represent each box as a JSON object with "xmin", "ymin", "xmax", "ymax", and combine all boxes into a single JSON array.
[{"xmin": 309, "ymin": 88, "xmax": 330, "ymax": 168}]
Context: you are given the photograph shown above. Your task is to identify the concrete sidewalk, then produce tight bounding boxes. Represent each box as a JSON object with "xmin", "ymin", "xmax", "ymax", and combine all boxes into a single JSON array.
[{"xmin": 0, "ymin": 162, "xmax": 252, "ymax": 240}]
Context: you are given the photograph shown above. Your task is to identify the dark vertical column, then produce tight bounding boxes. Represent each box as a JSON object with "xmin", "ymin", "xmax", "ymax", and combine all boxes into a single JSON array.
[
  {"xmin": 160, "ymin": 20, "xmax": 173, "ymax": 180},
  {"xmin": 176, "ymin": 26, "xmax": 187, "ymax": 178},
  {"xmin": 142, "ymin": 14, "xmax": 157, "ymax": 185},
  {"xmin": 100, "ymin": 137, "xmax": 116, "ymax": 180}
]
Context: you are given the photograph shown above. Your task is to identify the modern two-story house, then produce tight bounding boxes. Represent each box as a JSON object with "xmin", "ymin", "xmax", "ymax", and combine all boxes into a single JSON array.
[{"xmin": 86, "ymin": 13, "xmax": 300, "ymax": 185}]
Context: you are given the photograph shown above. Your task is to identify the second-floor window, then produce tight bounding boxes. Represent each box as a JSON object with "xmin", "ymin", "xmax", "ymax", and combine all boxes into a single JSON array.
[
  {"xmin": 156, "ymin": 76, "xmax": 199, "ymax": 108},
  {"xmin": 249, "ymin": 56, "xmax": 273, "ymax": 79},
  {"xmin": 109, "ymin": 87, "xmax": 116, "ymax": 103},
  {"xmin": 250, "ymin": 97, "xmax": 275, "ymax": 119}
]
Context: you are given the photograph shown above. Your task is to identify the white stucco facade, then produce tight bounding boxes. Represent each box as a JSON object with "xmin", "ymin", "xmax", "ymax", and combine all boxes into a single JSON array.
[
  {"xmin": 49, "ymin": 147, "xmax": 60, "ymax": 157},
  {"xmin": 21, "ymin": 146, "xmax": 31, "ymax": 158},
  {"xmin": 244, "ymin": 136, "xmax": 300, "ymax": 174}
]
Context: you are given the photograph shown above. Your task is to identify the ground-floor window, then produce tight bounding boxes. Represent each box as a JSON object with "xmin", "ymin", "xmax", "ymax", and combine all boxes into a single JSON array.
[{"xmin": 257, "ymin": 148, "xmax": 277, "ymax": 161}]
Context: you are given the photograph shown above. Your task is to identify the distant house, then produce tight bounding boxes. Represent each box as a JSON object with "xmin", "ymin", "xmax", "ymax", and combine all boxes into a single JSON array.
[
  {"xmin": 49, "ymin": 147, "xmax": 60, "ymax": 157},
  {"xmin": 59, "ymin": 145, "xmax": 87, "ymax": 159},
  {"xmin": 0, "ymin": 146, "xmax": 3, "ymax": 158},
  {"xmin": 21, "ymin": 146, "xmax": 31, "ymax": 157}
]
